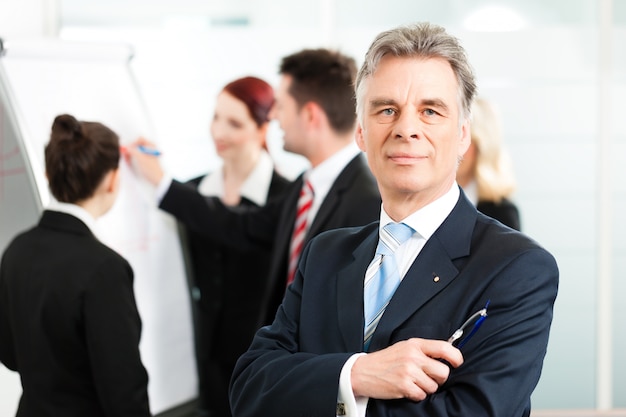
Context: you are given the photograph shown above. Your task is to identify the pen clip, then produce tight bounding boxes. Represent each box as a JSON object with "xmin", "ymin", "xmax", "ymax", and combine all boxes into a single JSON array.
[{"xmin": 448, "ymin": 300, "xmax": 490, "ymax": 348}]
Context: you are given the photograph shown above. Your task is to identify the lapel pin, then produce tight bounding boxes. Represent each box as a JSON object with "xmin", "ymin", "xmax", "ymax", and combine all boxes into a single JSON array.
[{"xmin": 433, "ymin": 274, "xmax": 440, "ymax": 283}]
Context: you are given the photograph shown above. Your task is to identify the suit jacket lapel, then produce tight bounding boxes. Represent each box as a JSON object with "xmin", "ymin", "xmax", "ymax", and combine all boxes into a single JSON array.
[
  {"xmin": 336, "ymin": 223, "xmax": 378, "ymax": 352},
  {"xmin": 307, "ymin": 155, "xmax": 362, "ymax": 239},
  {"xmin": 368, "ymin": 192, "xmax": 477, "ymax": 351}
]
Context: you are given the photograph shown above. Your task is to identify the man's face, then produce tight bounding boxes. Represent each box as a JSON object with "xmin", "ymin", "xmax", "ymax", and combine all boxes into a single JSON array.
[
  {"xmin": 356, "ymin": 55, "xmax": 470, "ymax": 209},
  {"xmin": 270, "ymin": 75, "xmax": 307, "ymax": 156}
]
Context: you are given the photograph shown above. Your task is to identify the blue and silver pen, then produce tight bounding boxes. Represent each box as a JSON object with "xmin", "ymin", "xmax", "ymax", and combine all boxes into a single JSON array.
[{"xmin": 448, "ymin": 300, "xmax": 490, "ymax": 348}]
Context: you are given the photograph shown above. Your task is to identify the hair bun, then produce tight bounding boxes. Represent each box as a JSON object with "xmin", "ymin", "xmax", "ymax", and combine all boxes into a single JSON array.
[{"xmin": 51, "ymin": 114, "xmax": 82, "ymax": 142}]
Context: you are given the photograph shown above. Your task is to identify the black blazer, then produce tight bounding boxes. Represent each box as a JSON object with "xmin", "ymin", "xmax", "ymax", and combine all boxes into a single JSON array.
[
  {"xmin": 230, "ymin": 190, "xmax": 559, "ymax": 417},
  {"xmin": 160, "ymin": 153, "xmax": 381, "ymax": 325},
  {"xmin": 477, "ymin": 198, "xmax": 521, "ymax": 231},
  {"xmin": 169, "ymin": 170, "xmax": 289, "ymax": 416},
  {"xmin": 181, "ymin": 171, "xmax": 290, "ymax": 365},
  {"xmin": 0, "ymin": 211, "xmax": 150, "ymax": 417}
]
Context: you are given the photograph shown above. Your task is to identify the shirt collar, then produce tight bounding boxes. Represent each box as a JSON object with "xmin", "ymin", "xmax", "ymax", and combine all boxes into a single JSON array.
[
  {"xmin": 379, "ymin": 182, "xmax": 460, "ymax": 241},
  {"xmin": 197, "ymin": 150, "xmax": 275, "ymax": 206},
  {"xmin": 306, "ymin": 142, "xmax": 361, "ymax": 200},
  {"xmin": 47, "ymin": 199, "xmax": 98, "ymax": 233}
]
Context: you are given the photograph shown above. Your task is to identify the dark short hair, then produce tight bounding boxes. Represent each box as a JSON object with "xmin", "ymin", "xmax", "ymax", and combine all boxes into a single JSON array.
[
  {"xmin": 45, "ymin": 114, "xmax": 120, "ymax": 203},
  {"xmin": 355, "ymin": 22, "xmax": 477, "ymax": 122},
  {"xmin": 279, "ymin": 48, "xmax": 357, "ymax": 134},
  {"xmin": 222, "ymin": 76, "xmax": 274, "ymax": 127}
]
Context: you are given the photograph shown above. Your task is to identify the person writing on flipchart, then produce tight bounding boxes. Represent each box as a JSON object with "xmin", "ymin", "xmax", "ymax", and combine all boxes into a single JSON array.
[
  {"xmin": 133, "ymin": 75, "xmax": 290, "ymax": 417},
  {"xmin": 127, "ymin": 49, "xmax": 381, "ymax": 332},
  {"xmin": 229, "ymin": 22, "xmax": 559, "ymax": 417},
  {"xmin": 0, "ymin": 114, "xmax": 151, "ymax": 417}
]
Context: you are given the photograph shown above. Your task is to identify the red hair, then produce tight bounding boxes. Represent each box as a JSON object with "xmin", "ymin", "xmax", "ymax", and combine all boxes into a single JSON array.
[{"xmin": 222, "ymin": 76, "xmax": 274, "ymax": 128}]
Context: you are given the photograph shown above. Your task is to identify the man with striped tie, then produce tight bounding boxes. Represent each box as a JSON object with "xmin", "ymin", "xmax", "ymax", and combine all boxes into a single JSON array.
[
  {"xmin": 230, "ymin": 22, "xmax": 558, "ymax": 417},
  {"xmin": 129, "ymin": 48, "xmax": 382, "ymax": 334}
]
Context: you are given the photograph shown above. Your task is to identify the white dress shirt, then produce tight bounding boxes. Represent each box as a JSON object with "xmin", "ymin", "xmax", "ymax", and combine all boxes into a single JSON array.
[
  {"xmin": 302, "ymin": 142, "xmax": 362, "ymax": 227},
  {"xmin": 155, "ymin": 150, "xmax": 276, "ymax": 205}
]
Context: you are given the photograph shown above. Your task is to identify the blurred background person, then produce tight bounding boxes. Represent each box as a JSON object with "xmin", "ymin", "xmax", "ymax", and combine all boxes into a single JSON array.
[
  {"xmin": 0, "ymin": 114, "xmax": 151, "ymax": 417},
  {"xmin": 128, "ymin": 49, "xmax": 381, "ymax": 334},
  {"xmin": 457, "ymin": 97, "xmax": 521, "ymax": 231},
  {"xmin": 134, "ymin": 76, "xmax": 289, "ymax": 417}
]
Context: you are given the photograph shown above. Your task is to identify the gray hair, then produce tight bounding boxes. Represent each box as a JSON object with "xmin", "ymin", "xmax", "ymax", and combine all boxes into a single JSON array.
[{"xmin": 355, "ymin": 22, "xmax": 477, "ymax": 123}]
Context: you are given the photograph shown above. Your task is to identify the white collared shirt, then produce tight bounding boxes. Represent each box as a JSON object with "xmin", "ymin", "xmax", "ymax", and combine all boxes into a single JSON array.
[
  {"xmin": 337, "ymin": 183, "xmax": 461, "ymax": 417},
  {"xmin": 302, "ymin": 142, "xmax": 361, "ymax": 226},
  {"xmin": 156, "ymin": 150, "xmax": 276, "ymax": 205},
  {"xmin": 379, "ymin": 184, "xmax": 460, "ymax": 279}
]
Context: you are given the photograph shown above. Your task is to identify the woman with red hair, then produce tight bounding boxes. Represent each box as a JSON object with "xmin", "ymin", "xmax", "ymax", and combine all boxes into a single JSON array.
[{"xmin": 131, "ymin": 76, "xmax": 289, "ymax": 417}]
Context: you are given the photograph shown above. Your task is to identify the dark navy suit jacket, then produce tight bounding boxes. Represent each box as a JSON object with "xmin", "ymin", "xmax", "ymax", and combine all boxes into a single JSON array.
[{"xmin": 230, "ymin": 190, "xmax": 558, "ymax": 417}]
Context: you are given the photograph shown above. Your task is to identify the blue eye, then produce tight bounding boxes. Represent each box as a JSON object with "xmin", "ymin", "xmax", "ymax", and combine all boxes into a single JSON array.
[{"xmin": 382, "ymin": 108, "xmax": 395, "ymax": 116}]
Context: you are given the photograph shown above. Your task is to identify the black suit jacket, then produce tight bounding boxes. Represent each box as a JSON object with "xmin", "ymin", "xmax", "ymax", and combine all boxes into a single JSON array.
[
  {"xmin": 174, "ymin": 170, "xmax": 289, "ymax": 416},
  {"xmin": 0, "ymin": 211, "xmax": 150, "ymax": 417},
  {"xmin": 160, "ymin": 153, "xmax": 381, "ymax": 325},
  {"xmin": 182, "ymin": 171, "xmax": 290, "ymax": 363},
  {"xmin": 230, "ymin": 190, "xmax": 559, "ymax": 417},
  {"xmin": 477, "ymin": 198, "xmax": 521, "ymax": 231}
]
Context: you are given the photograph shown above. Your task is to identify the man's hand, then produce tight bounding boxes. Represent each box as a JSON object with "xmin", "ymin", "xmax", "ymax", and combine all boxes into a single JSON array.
[{"xmin": 351, "ymin": 338, "xmax": 463, "ymax": 401}]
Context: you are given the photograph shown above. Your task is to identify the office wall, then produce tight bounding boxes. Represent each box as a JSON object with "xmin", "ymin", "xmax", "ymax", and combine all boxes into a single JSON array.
[
  {"xmin": 612, "ymin": 23, "xmax": 626, "ymax": 407},
  {"xmin": 0, "ymin": 0, "xmax": 52, "ymax": 38}
]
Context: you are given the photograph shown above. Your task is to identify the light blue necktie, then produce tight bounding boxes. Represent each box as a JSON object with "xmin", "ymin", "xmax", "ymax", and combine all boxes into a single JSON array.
[{"xmin": 363, "ymin": 222, "xmax": 415, "ymax": 351}]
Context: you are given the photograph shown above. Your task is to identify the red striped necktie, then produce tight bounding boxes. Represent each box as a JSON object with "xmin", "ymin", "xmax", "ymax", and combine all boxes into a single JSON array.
[{"xmin": 287, "ymin": 179, "xmax": 314, "ymax": 286}]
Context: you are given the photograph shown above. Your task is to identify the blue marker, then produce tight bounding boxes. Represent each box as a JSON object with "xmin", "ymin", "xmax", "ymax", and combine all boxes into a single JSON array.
[{"xmin": 138, "ymin": 145, "xmax": 162, "ymax": 156}]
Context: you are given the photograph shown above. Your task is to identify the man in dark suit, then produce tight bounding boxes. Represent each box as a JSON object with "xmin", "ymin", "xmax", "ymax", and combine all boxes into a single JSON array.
[
  {"xmin": 229, "ymin": 22, "xmax": 559, "ymax": 417},
  {"xmin": 129, "ymin": 49, "xmax": 381, "ymax": 329}
]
